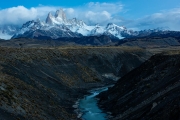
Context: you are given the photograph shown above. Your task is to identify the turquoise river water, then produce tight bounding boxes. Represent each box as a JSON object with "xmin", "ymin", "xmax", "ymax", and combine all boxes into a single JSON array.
[{"xmin": 78, "ymin": 87, "xmax": 110, "ymax": 120}]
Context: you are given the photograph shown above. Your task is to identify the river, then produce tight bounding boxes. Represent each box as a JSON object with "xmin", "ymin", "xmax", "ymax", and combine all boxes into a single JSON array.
[{"xmin": 76, "ymin": 86, "xmax": 112, "ymax": 120}]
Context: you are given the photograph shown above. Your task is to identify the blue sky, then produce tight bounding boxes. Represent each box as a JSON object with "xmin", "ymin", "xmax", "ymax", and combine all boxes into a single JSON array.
[
  {"xmin": 1, "ymin": 0, "xmax": 179, "ymax": 17},
  {"xmin": 0, "ymin": 0, "xmax": 180, "ymax": 30},
  {"xmin": 1, "ymin": 0, "xmax": 120, "ymax": 8}
]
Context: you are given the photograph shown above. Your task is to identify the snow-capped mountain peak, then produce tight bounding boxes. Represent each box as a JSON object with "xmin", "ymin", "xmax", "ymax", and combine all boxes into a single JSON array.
[
  {"xmin": 91, "ymin": 26, "xmax": 105, "ymax": 35},
  {"xmin": 46, "ymin": 8, "xmax": 67, "ymax": 25},
  {"xmin": 46, "ymin": 12, "xmax": 54, "ymax": 25},
  {"xmin": 55, "ymin": 8, "xmax": 67, "ymax": 21},
  {"xmin": 106, "ymin": 23, "xmax": 126, "ymax": 31},
  {"xmin": 11, "ymin": 8, "xmax": 131, "ymax": 39},
  {"xmin": 68, "ymin": 18, "xmax": 86, "ymax": 27}
]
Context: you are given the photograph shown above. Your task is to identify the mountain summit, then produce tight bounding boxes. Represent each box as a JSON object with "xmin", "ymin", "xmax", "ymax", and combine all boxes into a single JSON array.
[
  {"xmin": 46, "ymin": 12, "xmax": 54, "ymax": 25},
  {"xmin": 0, "ymin": 9, "xmax": 170, "ymax": 40},
  {"xmin": 12, "ymin": 8, "xmax": 128, "ymax": 39},
  {"xmin": 54, "ymin": 8, "xmax": 67, "ymax": 22},
  {"xmin": 46, "ymin": 9, "xmax": 67, "ymax": 25},
  {"xmin": 9, "ymin": 8, "xmax": 168, "ymax": 40}
]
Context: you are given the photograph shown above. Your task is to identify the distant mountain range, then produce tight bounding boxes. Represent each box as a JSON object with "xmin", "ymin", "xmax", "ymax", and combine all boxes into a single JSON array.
[
  {"xmin": 0, "ymin": 8, "xmax": 177, "ymax": 40},
  {"xmin": 11, "ymin": 8, "xmax": 128, "ymax": 39}
]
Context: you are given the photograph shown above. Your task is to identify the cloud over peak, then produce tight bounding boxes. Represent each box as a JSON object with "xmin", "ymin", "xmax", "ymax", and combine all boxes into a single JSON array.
[
  {"xmin": 0, "ymin": 2, "xmax": 180, "ymax": 31},
  {"xmin": 65, "ymin": 2, "xmax": 123, "ymax": 25},
  {"xmin": 131, "ymin": 8, "xmax": 180, "ymax": 30},
  {"xmin": 0, "ymin": 6, "xmax": 36, "ymax": 25},
  {"xmin": 0, "ymin": 6, "xmax": 59, "ymax": 25},
  {"xmin": 0, "ymin": 2, "xmax": 124, "ymax": 26}
]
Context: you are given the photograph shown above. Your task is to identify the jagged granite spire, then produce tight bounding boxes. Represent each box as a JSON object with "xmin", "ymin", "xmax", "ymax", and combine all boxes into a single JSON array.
[
  {"xmin": 46, "ymin": 12, "xmax": 54, "ymax": 25},
  {"xmin": 55, "ymin": 8, "xmax": 67, "ymax": 22}
]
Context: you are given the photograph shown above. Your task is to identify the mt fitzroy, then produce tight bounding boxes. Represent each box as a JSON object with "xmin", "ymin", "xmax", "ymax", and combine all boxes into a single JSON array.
[{"xmin": 12, "ymin": 9, "xmax": 128, "ymax": 39}]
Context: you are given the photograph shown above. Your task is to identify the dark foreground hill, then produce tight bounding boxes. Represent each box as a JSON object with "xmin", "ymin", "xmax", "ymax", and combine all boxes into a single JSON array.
[
  {"xmin": 98, "ymin": 51, "xmax": 180, "ymax": 120},
  {"xmin": 0, "ymin": 46, "xmax": 151, "ymax": 120}
]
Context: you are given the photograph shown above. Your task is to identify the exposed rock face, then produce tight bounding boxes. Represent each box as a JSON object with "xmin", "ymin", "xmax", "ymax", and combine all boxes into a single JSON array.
[
  {"xmin": 46, "ymin": 12, "xmax": 54, "ymax": 25},
  {"xmin": 0, "ymin": 46, "xmax": 151, "ymax": 120},
  {"xmin": 46, "ymin": 9, "xmax": 67, "ymax": 25},
  {"xmin": 98, "ymin": 52, "xmax": 180, "ymax": 120},
  {"xmin": 54, "ymin": 8, "xmax": 67, "ymax": 22}
]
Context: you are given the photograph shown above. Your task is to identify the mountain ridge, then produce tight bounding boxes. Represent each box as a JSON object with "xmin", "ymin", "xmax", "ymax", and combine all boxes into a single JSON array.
[
  {"xmin": 12, "ymin": 8, "xmax": 128, "ymax": 39},
  {"xmin": 0, "ymin": 8, "xmax": 173, "ymax": 40}
]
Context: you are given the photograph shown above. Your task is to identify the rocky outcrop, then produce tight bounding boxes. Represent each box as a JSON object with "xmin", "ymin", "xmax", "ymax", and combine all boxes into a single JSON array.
[
  {"xmin": 46, "ymin": 12, "xmax": 54, "ymax": 25},
  {"xmin": 98, "ymin": 52, "xmax": 180, "ymax": 120}
]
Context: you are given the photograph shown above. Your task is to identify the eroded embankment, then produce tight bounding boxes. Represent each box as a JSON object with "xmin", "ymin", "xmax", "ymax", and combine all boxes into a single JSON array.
[{"xmin": 0, "ymin": 46, "xmax": 151, "ymax": 120}]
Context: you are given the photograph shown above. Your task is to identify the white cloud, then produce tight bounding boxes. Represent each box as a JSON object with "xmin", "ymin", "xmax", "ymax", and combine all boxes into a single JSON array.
[
  {"xmin": 126, "ymin": 8, "xmax": 180, "ymax": 30},
  {"xmin": 86, "ymin": 2, "xmax": 123, "ymax": 14},
  {"xmin": 0, "ymin": 6, "xmax": 36, "ymax": 25},
  {"xmin": 0, "ymin": 3, "xmax": 180, "ymax": 31},
  {"xmin": 0, "ymin": 33, "xmax": 12, "ymax": 40},
  {"xmin": 0, "ymin": 2, "xmax": 123, "ymax": 26},
  {"xmin": 84, "ymin": 11, "xmax": 111, "ymax": 24},
  {"xmin": 0, "ymin": 6, "xmax": 59, "ymax": 25},
  {"xmin": 64, "ymin": 2, "xmax": 123, "ymax": 25},
  {"xmin": 65, "ymin": 8, "xmax": 74, "ymax": 14}
]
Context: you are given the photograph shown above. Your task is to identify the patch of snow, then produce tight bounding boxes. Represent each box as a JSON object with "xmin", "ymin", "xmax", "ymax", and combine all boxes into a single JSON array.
[{"xmin": 0, "ymin": 33, "xmax": 12, "ymax": 40}]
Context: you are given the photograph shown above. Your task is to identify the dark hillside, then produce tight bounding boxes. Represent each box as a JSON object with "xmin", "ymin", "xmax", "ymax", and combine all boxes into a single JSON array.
[{"xmin": 98, "ymin": 51, "xmax": 180, "ymax": 120}]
